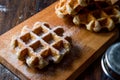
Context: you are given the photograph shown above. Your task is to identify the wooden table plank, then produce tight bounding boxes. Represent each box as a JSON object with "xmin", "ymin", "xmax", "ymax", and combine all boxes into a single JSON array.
[{"xmin": 0, "ymin": 1, "xmax": 119, "ymax": 80}]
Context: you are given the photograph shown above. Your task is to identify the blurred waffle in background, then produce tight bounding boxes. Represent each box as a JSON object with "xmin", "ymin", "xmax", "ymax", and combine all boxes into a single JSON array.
[{"xmin": 55, "ymin": 0, "xmax": 120, "ymax": 32}]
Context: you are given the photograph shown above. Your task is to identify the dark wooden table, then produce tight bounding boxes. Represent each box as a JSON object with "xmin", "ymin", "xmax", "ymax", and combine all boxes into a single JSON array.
[{"xmin": 0, "ymin": 0, "xmax": 120, "ymax": 80}]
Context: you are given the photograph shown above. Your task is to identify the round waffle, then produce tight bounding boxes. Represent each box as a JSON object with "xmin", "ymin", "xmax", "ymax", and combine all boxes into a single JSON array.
[
  {"xmin": 11, "ymin": 22, "xmax": 71, "ymax": 69},
  {"xmin": 73, "ymin": 2, "xmax": 120, "ymax": 32}
]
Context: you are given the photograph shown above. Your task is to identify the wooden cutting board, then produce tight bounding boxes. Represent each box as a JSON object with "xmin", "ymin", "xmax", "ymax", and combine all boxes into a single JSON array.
[{"xmin": 0, "ymin": 1, "xmax": 119, "ymax": 80}]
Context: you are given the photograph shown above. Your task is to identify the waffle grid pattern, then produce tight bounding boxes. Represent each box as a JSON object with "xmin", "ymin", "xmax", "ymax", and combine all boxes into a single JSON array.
[
  {"xmin": 73, "ymin": 2, "xmax": 120, "ymax": 32},
  {"xmin": 55, "ymin": 0, "xmax": 90, "ymax": 18},
  {"xmin": 11, "ymin": 22, "xmax": 71, "ymax": 69}
]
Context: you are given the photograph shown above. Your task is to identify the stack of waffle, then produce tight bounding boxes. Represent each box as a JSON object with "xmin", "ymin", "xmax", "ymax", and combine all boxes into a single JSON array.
[
  {"xmin": 11, "ymin": 22, "xmax": 71, "ymax": 69},
  {"xmin": 55, "ymin": 0, "xmax": 120, "ymax": 32}
]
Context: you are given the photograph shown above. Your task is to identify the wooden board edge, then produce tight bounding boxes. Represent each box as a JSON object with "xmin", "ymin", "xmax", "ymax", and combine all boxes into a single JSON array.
[{"xmin": 67, "ymin": 29, "xmax": 119, "ymax": 80}]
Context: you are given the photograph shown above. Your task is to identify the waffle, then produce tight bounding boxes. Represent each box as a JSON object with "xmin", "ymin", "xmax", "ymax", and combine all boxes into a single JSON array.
[
  {"xmin": 55, "ymin": 0, "xmax": 68, "ymax": 18},
  {"xmin": 73, "ymin": 2, "xmax": 120, "ymax": 32},
  {"xmin": 11, "ymin": 22, "xmax": 71, "ymax": 69},
  {"xmin": 55, "ymin": 0, "xmax": 91, "ymax": 18}
]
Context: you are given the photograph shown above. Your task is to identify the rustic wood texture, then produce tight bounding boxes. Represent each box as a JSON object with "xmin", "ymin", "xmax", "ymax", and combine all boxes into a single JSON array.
[
  {"xmin": 0, "ymin": 1, "xmax": 119, "ymax": 80},
  {"xmin": 0, "ymin": 0, "xmax": 56, "ymax": 35}
]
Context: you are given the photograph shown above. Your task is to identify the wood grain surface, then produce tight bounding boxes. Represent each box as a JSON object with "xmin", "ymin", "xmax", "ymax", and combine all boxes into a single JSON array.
[
  {"xmin": 0, "ymin": 0, "xmax": 56, "ymax": 35},
  {"xmin": 0, "ymin": 1, "xmax": 119, "ymax": 80}
]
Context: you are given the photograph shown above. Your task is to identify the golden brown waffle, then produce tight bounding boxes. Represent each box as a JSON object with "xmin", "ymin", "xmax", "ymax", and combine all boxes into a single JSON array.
[
  {"xmin": 73, "ymin": 2, "xmax": 120, "ymax": 32},
  {"xmin": 55, "ymin": 0, "xmax": 68, "ymax": 18},
  {"xmin": 11, "ymin": 22, "xmax": 71, "ymax": 69},
  {"xmin": 55, "ymin": 0, "xmax": 92, "ymax": 18},
  {"xmin": 55, "ymin": 0, "xmax": 118, "ymax": 18}
]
